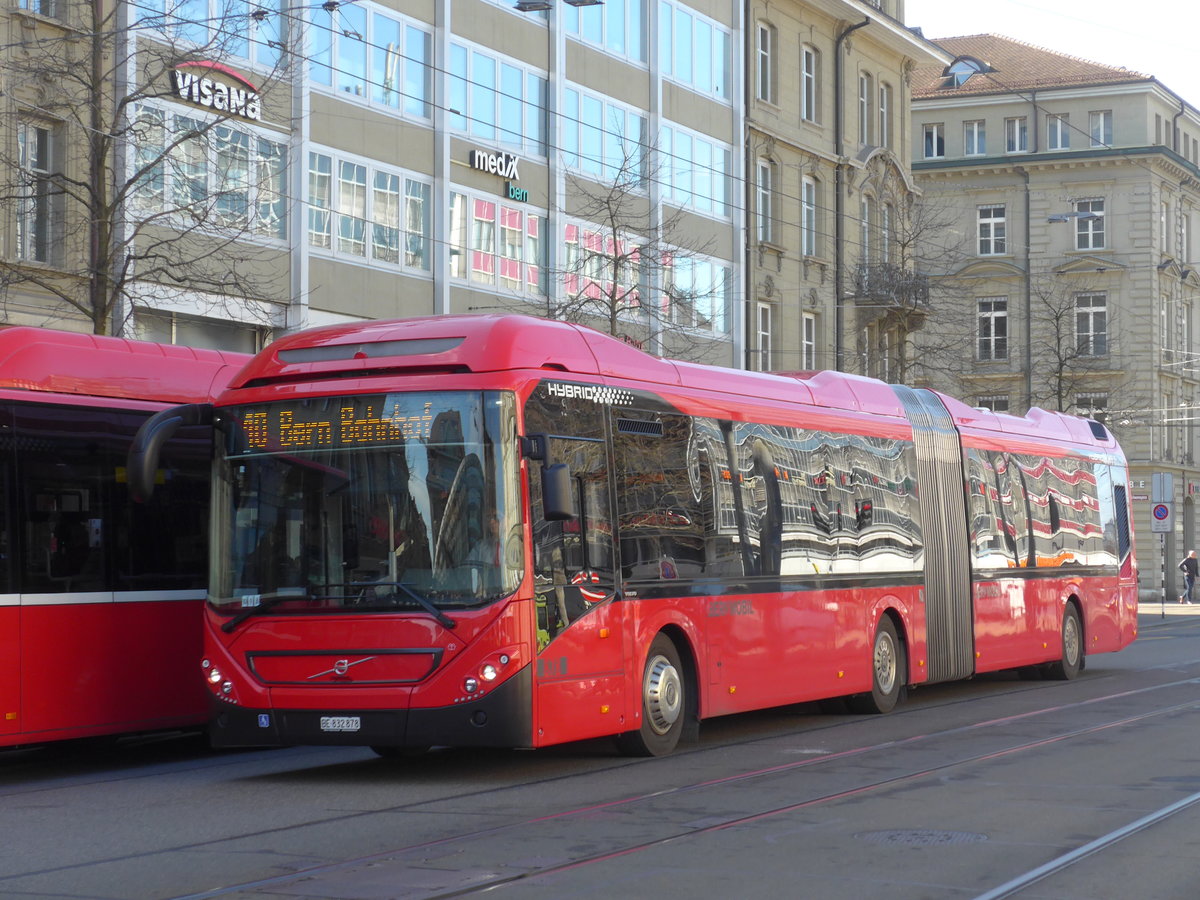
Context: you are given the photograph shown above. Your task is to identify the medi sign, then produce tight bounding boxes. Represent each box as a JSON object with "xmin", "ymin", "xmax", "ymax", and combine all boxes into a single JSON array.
[{"xmin": 172, "ymin": 61, "xmax": 262, "ymax": 122}]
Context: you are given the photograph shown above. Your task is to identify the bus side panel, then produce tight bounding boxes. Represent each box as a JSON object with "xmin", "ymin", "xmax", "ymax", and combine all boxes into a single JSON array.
[
  {"xmin": 0, "ymin": 603, "xmax": 18, "ymax": 738},
  {"xmin": 972, "ymin": 577, "xmax": 1052, "ymax": 672},
  {"xmin": 21, "ymin": 599, "xmax": 205, "ymax": 737}
]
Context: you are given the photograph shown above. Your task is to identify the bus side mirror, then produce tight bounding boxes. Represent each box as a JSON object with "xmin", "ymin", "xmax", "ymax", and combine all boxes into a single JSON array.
[
  {"xmin": 128, "ymin": 403, "xmax": 213, "ymax": 503},
  {"xmin": 541, "ymin": 463, "xmax": 576, "ymax": 521}
]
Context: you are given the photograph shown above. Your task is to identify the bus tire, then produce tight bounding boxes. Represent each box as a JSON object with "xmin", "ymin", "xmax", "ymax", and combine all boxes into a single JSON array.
[
  {"xmin": 849, "ymin": 616, "xmax": 905, "ymax": 714},
  {"xmin": 1046, "ymin": 604, "xmax": 1083, "ymax": 681},
  {"xmin": 616, "ymin": 634, "xmax": 686, "ymax": 757}
]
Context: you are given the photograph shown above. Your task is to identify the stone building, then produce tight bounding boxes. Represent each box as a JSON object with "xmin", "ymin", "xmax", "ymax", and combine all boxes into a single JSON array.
[{"xmin": 910, "ymin": 34, "xmax": 1200, "ymax": 594}]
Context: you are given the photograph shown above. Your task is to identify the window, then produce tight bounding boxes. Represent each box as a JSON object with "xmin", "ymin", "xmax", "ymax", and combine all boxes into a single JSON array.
[
  {"xmin": 978, "ymin": 205, "xmax": 1006, "ymax": 256},
  {"xmin": 19, "ymin": 0, "xmax": 57, "ymax": 16},
  {"xmin": 756, "ymin": 304, "xmax": 772, "ymax": 371},
  {"xmin": 1047, "ymin": 113, "xmax": 1070, "ymax": 150},
  {"xmin": 964, "ymin": 120, "xmax": 985, "ymax": 156},
  {"xmin": 1162, "ymin": 200, "xmax": 1172, "ymax": 252},
  {"xmin": 756, "ymin": 23, "xmax": 776, "ymax": 104},
  {"xmin": 448, "ymin": 43, "xmax": 548, "ymax": 155},
  {"xmin": 138, "ymin": 0, "xmax": 285, "ymax": 68},
  {"xmin": 563, "ymin": 87, "xmax": 646, "ymax": 184},
  {"xmin": 451, "ymin": 190, "xmax": 546, "ymax": 296},
  {"xmin": 878, "ymin": 83, "xmax": 893, "ymax": 149},
  {"xmin": 134, "ymin": 108, "xmax": 287, "ymax": 240},
  {"xmin": 858, "ymin": 73, "xmax": 873, "ymax": 145},
  {"xmin": 564, "ymin": 0, "xmax": 647, "ymax": 64},
  {"xmin": 1183, "ymin": 213, "xmax": 1192, "ymax": 261},
  {"xmin": 16, "ymin": 121, "xmax": 57, "ymax": 263},
  {"xmin": 977, "ymin": 297, "xmax": 1008, "ymax": 361},
  {"xmin": 859, "ymin": 196, "xmax": 873, "ymax": 267},
  {"xmin": 881, "ymin": 204, "xmax": 892, "ymax": 264},
  {"xmin": 801, "ymin": 46, "xmax": 819, "ymax": 123},
  {"xmin": 1075, "ymin": 292, "xmax": 1108, "ymax": 356},
  {"xmin": 659, "ymin": 0, "xmax": 732, "ymax": 101},
  {"xmin": 802, "ymin": 313, "xmax": 817, "ymax": 369},
  {"xmin": 801, "ymin": 177, "xmax": 818, "ymax": 257},
  {"xmin": 756, "ymin": 159, "xmax": 775, "ymax": 244},
  {"xmin": 923, "ymin": 124, "xmax": 945, "ymax": 159},
  {"xmin": 307, "ymin": 151, "xmax": 433, "ymax": 272},
  {"xmin": 662, "ymin": 122, "xmax": 731, "ymax": 218},
  {"xmin": 1090, "ymin": 110, "xmax": 1112, "ymax": 147},
  {"xmin": 976, "ymin": 395, "xmax": 1010, "ymax": 413},
  {"xmin": 664, "ymin": 254, "xmax": 732, "ymax": 335},
  {"xmin": 310, "ymin": 6, "xmax": 434, "ymax": 115},
  {"xmin": 1075, "ymin": 198, "xmax": 1105, "ymax": 250},
  {"xmin": 1005, "ymin": 116, "xmax": 1028, "ymax": 153}
]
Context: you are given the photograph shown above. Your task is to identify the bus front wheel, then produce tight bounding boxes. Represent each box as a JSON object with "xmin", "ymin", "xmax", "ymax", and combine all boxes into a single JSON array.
[
  {"xmin": 849, "ymin": 616, "xmax": 905, "ymax": 714},
  {"xmin": 616, "ymin": 634, "xmax": 686, "ymax": 757}
]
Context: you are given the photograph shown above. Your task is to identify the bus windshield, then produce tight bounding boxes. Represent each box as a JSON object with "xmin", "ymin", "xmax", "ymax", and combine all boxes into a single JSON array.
[{"xmin": 210, "ymin": 390, "xmax": 521, "ymax": 618}]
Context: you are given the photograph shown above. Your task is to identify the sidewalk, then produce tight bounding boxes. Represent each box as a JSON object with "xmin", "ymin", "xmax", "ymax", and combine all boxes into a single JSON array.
[{"xmin": 1139, "ymin": 598, "xmax": 1200, "ymax": 628}]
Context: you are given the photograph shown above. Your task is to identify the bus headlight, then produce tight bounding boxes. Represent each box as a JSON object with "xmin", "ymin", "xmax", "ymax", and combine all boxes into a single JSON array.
[
  {"xmin": 207, "ymin": 667, "xmax": 223, "ymax": 685},
  {"xmin": 480, "ymin": 664, "xmax": 498, "ymax": 682},
  {"xmin": 464, "ymin": 677, "xmax": 479, "ymax": 694}
]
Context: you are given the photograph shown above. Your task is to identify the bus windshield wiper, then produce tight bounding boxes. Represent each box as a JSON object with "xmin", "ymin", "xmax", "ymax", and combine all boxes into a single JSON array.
[
  {"xmin": 352, "ymin": 581, "xmax": 457, "ymax": 630},
  {"xmin": 220, "ymin": 592, "xmax": 307, "ymax": 633}
]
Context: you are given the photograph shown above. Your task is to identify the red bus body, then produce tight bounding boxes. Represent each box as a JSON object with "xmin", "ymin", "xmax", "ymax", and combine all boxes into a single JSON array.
[
  {"xmin": 194, "ymin": 316, "xmax": 1137, "ymax": 755},
  {"xmin": 0, "ymin": 328, "xmax": 248, "ymax": 748}
]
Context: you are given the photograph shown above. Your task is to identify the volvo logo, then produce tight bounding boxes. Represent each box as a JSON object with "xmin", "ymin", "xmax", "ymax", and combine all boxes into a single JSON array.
[{"xmin": 308, "ymin": 656, "xmax": 376, "ymax": 680}]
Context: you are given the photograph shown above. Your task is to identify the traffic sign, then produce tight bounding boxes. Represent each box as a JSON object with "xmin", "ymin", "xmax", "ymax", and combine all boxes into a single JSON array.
[{"xmin": 1152, "ymin": 502, "xmax": 1174, "ymax": 533}]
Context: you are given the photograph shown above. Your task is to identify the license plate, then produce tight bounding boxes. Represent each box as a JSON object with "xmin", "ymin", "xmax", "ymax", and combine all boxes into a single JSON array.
[{"xmin": 319, "ymin": 716, "xmax": 361, "ymax": 733}]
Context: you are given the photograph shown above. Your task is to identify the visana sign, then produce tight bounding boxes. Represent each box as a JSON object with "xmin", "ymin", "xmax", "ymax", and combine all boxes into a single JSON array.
[
  {"xmin": 469, "ymin": 149, "xmax": 520, "ymax": 180},
  {"xmin": 172, "ymin": 61, "xmax": 262, "ymax": 122}
]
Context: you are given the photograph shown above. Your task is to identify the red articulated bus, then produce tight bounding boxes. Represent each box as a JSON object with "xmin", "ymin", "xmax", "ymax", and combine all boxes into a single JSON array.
[
  {"xmin": 0, "ymin": 327, "xmax": 248, "ymax": 749},
  {"xmin": 129, "ymin": 314, "xmax": 1137, "ymax": 757}
]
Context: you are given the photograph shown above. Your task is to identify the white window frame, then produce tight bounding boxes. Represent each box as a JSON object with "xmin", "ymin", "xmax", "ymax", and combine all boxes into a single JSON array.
[
  {"xmin": 801, "ymin": 177, "xmax": 818, "ymax": 257},
  {"xmin": 1089, "ymin": 110, "xmax": 1113, "ymax": 147},
  {"xmin": 1047, "ymin": 113, "xmax": 1070, "ymax": 150},
  {"xmin": 802, "ymin": 313, "xmax": 817, "ymax": 369},
  {"xmin": 978, "ymin": 204, "xmax": 1007, "ymax": 256},
  {"xmin": 923, "ymin": 123, "xmax": 945, "ymax": 159},
  {"xmin": 801, "ymin": 45, "xmax": 819, "ymax": 124},
  {"xmin": 756, "ymin": 22, "xmax": 776, "ymax": 104},
  {"xmin": 1075, "ymin": 198, "xmax": 1105, "ymax": 250},
  {"xmin": 756, "ymin": 303, "xmax": 772, "ymax": 371},
  {"xmin": 964, "ymin": 119, "xmax": 985, "ymax": 156},
  {"xmin": 1075, "ymin": 292, "xmax": 1108, "ymax": 357},
  {"xmin": 756, "ymin": 158, "xmax": 775, "ymax": 244},
  {"xmin": 1005, "ymin": 116, "xmax": 1028, "ymax": 153},
  {"xmin": 977, "ymin": 297, "xmax": 1008, "ymax": 361}
]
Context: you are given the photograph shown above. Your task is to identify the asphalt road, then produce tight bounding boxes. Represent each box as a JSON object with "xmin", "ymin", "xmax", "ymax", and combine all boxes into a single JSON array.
[{"xmin": 3, "ymin": 608, "xmax": 1200, "ymax": 900}]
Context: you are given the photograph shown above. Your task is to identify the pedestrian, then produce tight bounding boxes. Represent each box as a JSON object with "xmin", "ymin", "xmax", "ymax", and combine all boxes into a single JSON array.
[{"xmin": 1179, "ymin": 550, "xmax": 1198, "ymax": 604}]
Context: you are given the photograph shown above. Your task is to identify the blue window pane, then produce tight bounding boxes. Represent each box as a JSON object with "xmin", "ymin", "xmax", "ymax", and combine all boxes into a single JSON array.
[
  {"xmin": 581, "ymin": 3, "xmax": 602, "ymax": 43},
  {"xmin": 674, "ymin": 131, "xmax": 692, "ymax": 204},
  {"xmin": 471, "ymin": 52, "xmax": 496, "ymax": 140},
  {"xmin": 448, "ymin": 44, "xmax": 468, "ymax": 131},
  {"xmin": 629, "ymin": 0, "xmax": 646, "ymax": 62},
  {"xmin": 405, "ymin": 27, "xmax": 431, "ymax": 118},
  {"xmin": 607, "ymin": 0, "xmax": 625, "ymax": 54},
  {"xmin": 675, "ymin": 10, "xmax": 692, "ymax": 84},
  {"xmin": 309, "ymin": 7, "xmax": 333, "ymax": 86},
  {"xmin": 604, "ymin": 105, "xmax": 623, "ymax": 178},
  {"xmin": 526, "ymin": 74, "xmax": 546, "ymax": 157},
  {"xmin": 177, "ymin": 0, "xmax": 208, "ymax": 45},
  {"xmin": 694, "ymin": 19, "xmax": 711, "ymax": 94},
  {"xmin": 222, "ymin": 0, "xmax": 250, "ymax": 58},
  {"xmin": 714, "ymin": 30, "xmax": 730, "ymax": 99},
  {"xmin": 582, "ymin": 95, "xmax": 603, "ymax": 175},
  {"xmin": 658, "ymin": 1, "xmax": 672, "ymax": 76},
  {"xmin": 694, "ymin": 139, "xmax": 711, "ymax": 212},
  {"xmin": 562, "ymin": 89, "xmax": 579, "ymax": 168},
  {"xmin": 372, "ymin": 14, "xmax": 403, "ymax": 107},
  {"xmin": 256, "ymin": 0, "xmax": 283, "ymax": 68},
  {"xmin": 336, "ymin": 5, "xmax": 368, "ymax": 98},
  {"xmin": 500, "ymin": 64, "xmax": 522, "ymax": 148}
]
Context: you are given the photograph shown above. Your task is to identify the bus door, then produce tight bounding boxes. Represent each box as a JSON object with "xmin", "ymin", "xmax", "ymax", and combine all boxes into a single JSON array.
[
  {"xmin": 529, "ymin": 433, "xmax": 624, "ymax": 746},
  {"xmin": 0, "ymin": 405, "xmax": 16, "ymax": 736}
]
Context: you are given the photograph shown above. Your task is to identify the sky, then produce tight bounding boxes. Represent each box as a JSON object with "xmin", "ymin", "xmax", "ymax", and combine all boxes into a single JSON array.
[{"xmin": 904, "ymin": 0, "xmax": 1199, "ymax": 107}]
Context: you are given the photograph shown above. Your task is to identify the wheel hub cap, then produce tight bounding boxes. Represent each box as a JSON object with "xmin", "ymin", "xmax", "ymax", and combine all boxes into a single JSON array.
[{"xmin": 645, "ymin": 655, "xmax": 682, "ymax": 735}]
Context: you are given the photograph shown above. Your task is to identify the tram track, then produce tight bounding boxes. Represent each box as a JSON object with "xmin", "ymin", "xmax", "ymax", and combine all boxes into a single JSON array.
[{"xmin": 149, "ymin": 674, "xmax": 1200, "ymax": 900}]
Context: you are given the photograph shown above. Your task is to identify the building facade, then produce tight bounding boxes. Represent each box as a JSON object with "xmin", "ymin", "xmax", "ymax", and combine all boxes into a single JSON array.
[
  {"xmin": 910, "ymin": 34, "xmax": 1200, "ymax": 595},
  {"xmin": 2, "ymin": 0, "xmax": 749, "ymax": 363},
  {"xmin": 745, "ymin": 0, "xmax": 943, "ymax": 375}
]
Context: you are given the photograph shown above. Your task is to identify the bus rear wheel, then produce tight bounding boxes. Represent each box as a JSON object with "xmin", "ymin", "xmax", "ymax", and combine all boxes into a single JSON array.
[
  {"xmin": 1046, "ymin": 604, "xmax": 1083, "ymax": 680},
  {"xmin": 849, "ymin": 617, "xmax": 905, "ymax": 714},
  {"xmin": 616, "ymin": 634, "xmax": 686, "ymax": 757}
]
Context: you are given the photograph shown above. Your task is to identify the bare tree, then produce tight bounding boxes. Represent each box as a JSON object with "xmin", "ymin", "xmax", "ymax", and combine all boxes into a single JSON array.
[
  {"xmin": 550, "ymin": 135, "xmax": 726, "ymax": 362},
  {"xmin": 0, "ymin": 0, "xmax": 292, "ymax": 334}
]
